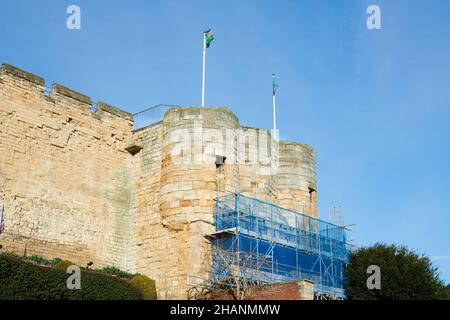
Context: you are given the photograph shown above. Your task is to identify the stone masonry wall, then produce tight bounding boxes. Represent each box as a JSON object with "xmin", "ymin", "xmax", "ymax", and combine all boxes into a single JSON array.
[
  {"xmin": 129, "ymin": 107, "xmax": 317, "ymax": 298},
  {"xmin": 0, "ymin": 63, "xmax": 317, "ymax": 299},
  {"xmin": 0, "ymin": 64, "xmax": 134, "ymax": 269}
]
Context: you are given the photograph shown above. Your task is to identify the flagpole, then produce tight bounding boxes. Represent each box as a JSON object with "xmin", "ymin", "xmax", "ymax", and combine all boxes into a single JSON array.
[
  {"xmin": 272, "ymin": 73, "xmax": 278, "ymax": 141},
  {"xmin": 201, "ymin": 32, "xmax": 206, "ymax": 107},
  {"xmin": 273, "ymin": 94, "xmax": 277, "ymax": 140}
]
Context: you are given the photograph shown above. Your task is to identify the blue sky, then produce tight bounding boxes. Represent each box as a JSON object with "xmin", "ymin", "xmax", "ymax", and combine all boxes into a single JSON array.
[{"xmin": 1, "ymin": 0, "xmax": 449, "ymax": 283}]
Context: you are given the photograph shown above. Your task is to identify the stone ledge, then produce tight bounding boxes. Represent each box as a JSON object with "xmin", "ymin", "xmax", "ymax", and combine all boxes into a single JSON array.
[
  {"xmin": 164, "ymin": 106, "xmax": 240, "ymax": 126},
  {"xmin": 125, "ymin": 143, "xmax": 143, "ymax": 155},
  {"xmin": 97, "ymin": 102, "xmax": 133, "ymax": 121},
  {"xmin": 52, "ymin": 83, "xmax": 92, "ymax": 105},
  {"xmin": 279, "ymin": 140, "xmax": 315, "ymax": 152},
  {"xmin": 1, "ymin": 63, "xmax": 45, "ymax": 86}
]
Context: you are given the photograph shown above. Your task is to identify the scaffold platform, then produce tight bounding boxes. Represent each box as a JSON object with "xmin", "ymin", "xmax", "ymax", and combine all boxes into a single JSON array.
[{"xmin": 208, "ymin": 193, "xmax": 349, "ymax": 299}]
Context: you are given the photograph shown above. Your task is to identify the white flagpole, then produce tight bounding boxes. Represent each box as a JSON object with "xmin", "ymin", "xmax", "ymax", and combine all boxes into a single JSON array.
[
  {"xmin": 272, "ymin": 74, "xmax": 278, "ymax": 141},
  {"xmin": 273, "ymin": 94, "xmax": 277, "ymax": 139},
  {"xmin": 201, "ymin": 32, "xmax": 206, "ymax": 107}
]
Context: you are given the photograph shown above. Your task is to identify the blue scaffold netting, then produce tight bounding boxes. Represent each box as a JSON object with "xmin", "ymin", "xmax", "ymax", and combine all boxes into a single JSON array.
[{"xmin": 211, "ymin": 194, "xmax": 349, "ymax": 298}]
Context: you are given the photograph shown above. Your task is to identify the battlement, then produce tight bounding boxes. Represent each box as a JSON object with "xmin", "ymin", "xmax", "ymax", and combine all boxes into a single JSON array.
[
  {"xmin": 0, "ymin": 63, "xmax": 136, "ymax": 280},
  {"xmin": 51, "ymin": 83, "xmax": 92, "ymax": 105},
  {"xmin": 0, "ymin": 62, "xmax": 321, "ymax": 299},
  {"xmin": 0, "ymin": 63, "xmax": 133, "ymax": 125},
  {"xmin": 0, "ymin": 63, "xmax": 45, "ymax": 86}
]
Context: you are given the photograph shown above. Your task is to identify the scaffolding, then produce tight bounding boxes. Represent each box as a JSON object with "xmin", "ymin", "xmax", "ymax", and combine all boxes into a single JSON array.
[{"xmin": 207, "ymin": 193, "xmax": 349, "ymax": 299}]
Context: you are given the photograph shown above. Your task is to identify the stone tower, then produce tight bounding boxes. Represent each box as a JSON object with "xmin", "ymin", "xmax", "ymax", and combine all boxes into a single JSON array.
[{"xmin": 0, "ymin": 63, "xmax": 317, "ymax": 299}]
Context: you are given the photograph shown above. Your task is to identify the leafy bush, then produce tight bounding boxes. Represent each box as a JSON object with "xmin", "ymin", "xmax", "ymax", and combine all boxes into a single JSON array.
[
  {"xmin": 51, "ymin": 257, "xmax": 62, "ymax": 265},
  {"xmin": 345, "ymin": 243, "xmax": 444, "ymax": 300},
  {"xmin": 436, "ymin": 284, "xmax": 450, "ymax": 300},
  {"xmin": 53, "ymin": 260, "xmax": 76, "ymax": 271},
  {"xmin": 21, "ymin": 255, "xmax": 62, "ymax": 267},
  {"xmin": 130, "ymin": 274, "xmax": 157, "ymax": 300},
  {"xmin": 100, "ymin": 266, "xmax": 138, "ymax": 279},
  {"xmin": 27, "ymin": 255, "xmax": 52, "ymax": 266},
  {"xmin": 0, "ymin": 254, "xmax": 143, "ymax": 300}
]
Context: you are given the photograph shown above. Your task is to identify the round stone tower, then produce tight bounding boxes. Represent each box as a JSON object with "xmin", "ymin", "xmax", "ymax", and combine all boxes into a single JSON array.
[
  {"xmin": 276, "ymin": 141, "xmax": 317, "ymax": 217},
  {"xmin": 159, "ymin": 107, "xmax": 240, "ymax": 228},
  {"xmin": 133, "ymin": 106, "xmax": 318, "ymax": 299},
  {"xmin": 158, "ymin": 107, "xmax": 240, "ymax": 297}
]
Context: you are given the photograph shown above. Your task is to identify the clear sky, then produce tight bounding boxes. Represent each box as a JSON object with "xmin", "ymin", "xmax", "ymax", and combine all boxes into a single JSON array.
[{"xmin": 1, "ymin": 0, "xmax": 449, "ymax": 283}]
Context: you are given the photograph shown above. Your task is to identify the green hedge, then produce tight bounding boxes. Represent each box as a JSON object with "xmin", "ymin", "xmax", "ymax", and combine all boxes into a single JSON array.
[
  {"xmin": 53, "ymin": 260, "xmax": 76, "ymax": 271},
  {"xmin": 130, "ymin": 274, "xmax": 158, "ymax": 300},
  {"xmin": 100, "ymin": 266, "xmax": 138, "ymax": 279},
  {"xmin": 0, "ymin": 254, "xmax": 143, "ymax": 300}
]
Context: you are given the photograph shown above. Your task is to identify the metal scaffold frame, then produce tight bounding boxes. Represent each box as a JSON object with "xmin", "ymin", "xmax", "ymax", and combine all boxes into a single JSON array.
[{"xmin": 207, "ymin": 193, "xmax": 350, "ymax": 299}]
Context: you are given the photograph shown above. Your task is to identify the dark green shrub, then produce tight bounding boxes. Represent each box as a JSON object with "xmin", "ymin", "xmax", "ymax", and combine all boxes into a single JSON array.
[
  {"xmin": 436, "ymin": 284, "xmax": 450, "ymax": 300},
  {"xmin": 100, "ymin": 266, "xmax": 138, "ymax": 279},
  {"xmin": 130, "ymin": 274, "xmax": 157, "ymax": 300},
  {"xmin": 53, "ymin": 260, "xmax": 76, "ymax": 271},
  {"xmin": 0, "ymin": 255, "xmax": 143, "ymax": 300},
  {"xmin": 26, "ymin": 255, "xmax": 52, "ymax": 266},
  {"xmin": 345, "ymin": 243, "xmax": 443, "ymax": 300},
  {"xmin": 1, "ymin": 252, "xmax": 20, "ymax": 259}
]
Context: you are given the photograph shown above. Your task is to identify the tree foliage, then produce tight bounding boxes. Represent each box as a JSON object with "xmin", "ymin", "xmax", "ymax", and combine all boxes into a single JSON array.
[
  {"xmin": 436, "ymin": 284, "xmax": 450, "ymax": 300},
  {"xmin": 345, "ymin": 243, "xmax": 444, "ymax": 300},
  {"xmin": 130, "ymin": 274, "xmax": 158, "ymax": 300}
]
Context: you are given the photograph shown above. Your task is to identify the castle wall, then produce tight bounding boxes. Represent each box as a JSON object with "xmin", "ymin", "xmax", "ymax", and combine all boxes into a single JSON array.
[
  {"xmin": 0, "ymin": 64, "xmax": 134, "ymax": 269},
  {"xmin": 0, "ymin": 63, "xmax": 318, "ymax": 299}
]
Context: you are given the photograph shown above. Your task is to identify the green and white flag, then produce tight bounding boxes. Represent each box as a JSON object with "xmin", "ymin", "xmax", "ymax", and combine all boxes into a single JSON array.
[
  {"xmin": 272, "ymin": 73, "xmax": 278, "ymax": 96},
  {"xmin": 202, "ymin": 29, "xmax": 215, "ymax": 107},
  {"xmin": 205, "ymin": 29, "xmax": 214, "ymax": 48}
]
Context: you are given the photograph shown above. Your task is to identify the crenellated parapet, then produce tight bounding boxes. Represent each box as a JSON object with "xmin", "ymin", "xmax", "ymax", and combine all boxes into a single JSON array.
[
  {"xmin": 0, "ymin": 63, "xmax": 136, "ymax": 272},
  {"xmin": 0, "ymin": 63, "xmax": 133, "ymax": 131},
  {"xmin": 0, "ymin": 62, "xmax": 320, "ymax": 299}
]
